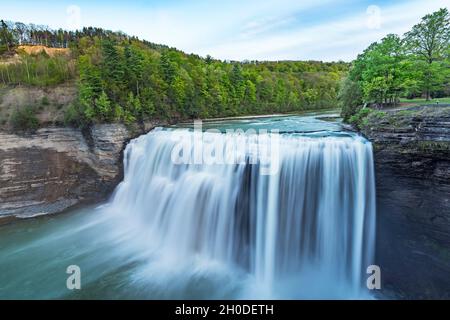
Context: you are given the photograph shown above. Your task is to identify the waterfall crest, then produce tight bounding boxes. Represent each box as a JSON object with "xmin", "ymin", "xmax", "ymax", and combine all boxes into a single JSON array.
[{"xmin": 110, "ymin": 128, "xmax": 376, "ymax": 298}]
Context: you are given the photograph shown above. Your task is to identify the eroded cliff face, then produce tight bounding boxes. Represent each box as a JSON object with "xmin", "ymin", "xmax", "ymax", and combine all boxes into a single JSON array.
[
  {"xmin": 361, "ymin": 106, "xmax": 450, "ymax": 299},
  {"xmin": 0, "ymin": 124, "xmax": 153, "ymax": 221}
]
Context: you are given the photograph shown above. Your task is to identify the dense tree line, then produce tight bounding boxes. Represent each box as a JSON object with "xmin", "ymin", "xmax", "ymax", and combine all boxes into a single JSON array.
[
  {"xmin": 74, "ymin": 37, "xmax": 347, "ymax": 123},
  {"xmin": 340, "ymin": 8, "xmax": 450, "ymax": 121},
  {"xmin": 0, "ymin": 19, "xmax": 132, "ymax": 52},
  {"xmin": 1, "ymin": 19, "xmax": 348, "ymax": 125}
]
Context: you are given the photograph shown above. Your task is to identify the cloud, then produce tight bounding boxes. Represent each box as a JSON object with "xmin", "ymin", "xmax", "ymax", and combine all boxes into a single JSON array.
[
  {"xmin": 195, "ymin": 0, "xmax": 450, "ymax": 61},
  {"xmin": 240, "ymin": 16, "xmax": 296, "ymax": 39},
  {"xmin": 2, "ymin": 0, "xmax": 449, "ymax": 61}
]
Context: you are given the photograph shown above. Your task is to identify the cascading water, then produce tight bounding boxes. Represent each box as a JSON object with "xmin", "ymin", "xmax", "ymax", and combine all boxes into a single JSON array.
[
  {"xmin": 0, "ymin": 115, "xmax": 377, "ymax": 299},
  {"xmin": 108, "ymin": 127, "xmax": 376, "ymax": 299}
]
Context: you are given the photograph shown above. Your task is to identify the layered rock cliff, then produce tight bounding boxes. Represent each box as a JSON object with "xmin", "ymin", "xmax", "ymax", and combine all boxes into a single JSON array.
[
  {"xmin": 361, "ymin": 105, "xmax": 450, "ymax": 299},
  {"xmin": 0, "ymin": 124, "xmax": 153, "ymax": 222}
]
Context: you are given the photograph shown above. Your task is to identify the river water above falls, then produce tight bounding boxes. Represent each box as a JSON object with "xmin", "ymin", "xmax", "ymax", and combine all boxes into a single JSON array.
[{"xmin": 0, "ymin": 112, "xmax": 376, "ymax": 299}]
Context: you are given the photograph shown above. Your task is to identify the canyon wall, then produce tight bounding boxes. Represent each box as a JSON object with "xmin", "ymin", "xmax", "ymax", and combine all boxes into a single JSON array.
[
  {"xmin": 0, "ymin": 124, "xmax": 154, "ymax": 222},
  {"xmin": 362, "ymin": 106, "xmax": 450, "ymax": 299}
]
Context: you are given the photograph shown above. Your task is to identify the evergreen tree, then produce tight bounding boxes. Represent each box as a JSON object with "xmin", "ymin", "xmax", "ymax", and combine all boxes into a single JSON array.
[
  {"xmin": 96, "ymin": 91, "xmax": 112, "ymax": 121},
  {"xmin": 0, "ymin": 20, "xmax": 14, "ymax": 53},
  {"xmin": 101, "ymin": 40, "xmax": 125, "ymax": 98}
]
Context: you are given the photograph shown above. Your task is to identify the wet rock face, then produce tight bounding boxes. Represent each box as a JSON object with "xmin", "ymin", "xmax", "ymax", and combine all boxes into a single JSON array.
[
  {"xmin": 375, "ymin": 167, "xmax": 450, "ymax": 299},
  {"xmin": 362, "ymin": 106, "xmax": 450, "ymax": 299},
  {"xmin": 0, "ymin": 124, "xmax": 149, "ymax": 220}
]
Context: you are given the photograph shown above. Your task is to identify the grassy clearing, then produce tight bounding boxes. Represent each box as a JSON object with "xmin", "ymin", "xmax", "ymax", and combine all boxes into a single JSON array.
[{"xmin": 399, "ymin": 97, "xmax": 450, "ymax": 105}]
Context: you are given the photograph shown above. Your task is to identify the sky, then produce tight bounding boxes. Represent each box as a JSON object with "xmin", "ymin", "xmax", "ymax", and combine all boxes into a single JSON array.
[{"xmin": 1, "ymin": 0, "xmax": 449, "ymax": 61}]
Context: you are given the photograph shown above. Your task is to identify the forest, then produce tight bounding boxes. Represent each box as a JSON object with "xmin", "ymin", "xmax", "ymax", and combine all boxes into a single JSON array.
[
  {"xmin": 339, "ymin": 8, "xmax": 450, "ymax": 121},
  {"xmin": 0, "ymin": 20, "xmax": 347, "ymax": 126},
  {"xmin": 2, "ymin": 8, "xmax": 448, "ymax": 128}
]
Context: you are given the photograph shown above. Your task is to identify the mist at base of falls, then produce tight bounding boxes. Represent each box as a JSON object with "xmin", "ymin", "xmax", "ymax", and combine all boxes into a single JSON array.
[{"xmin": 0, "ymin": 113, "xmax": 377, "ymax": 299}]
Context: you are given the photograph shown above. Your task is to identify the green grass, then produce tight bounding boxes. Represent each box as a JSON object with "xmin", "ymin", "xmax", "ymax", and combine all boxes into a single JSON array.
[{"xmin": 400, "ymin": 97, "xmax": 450, "ymax": 105}]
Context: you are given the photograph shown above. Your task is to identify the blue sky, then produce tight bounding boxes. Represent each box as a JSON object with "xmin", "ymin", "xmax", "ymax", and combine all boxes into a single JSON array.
[{"xmin": 1, "ymin": 0, "xmax": 449, "ymax": 61}]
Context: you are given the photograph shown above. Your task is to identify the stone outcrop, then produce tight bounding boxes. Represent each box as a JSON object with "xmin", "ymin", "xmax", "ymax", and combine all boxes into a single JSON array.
[
  {"xmin": 0, "ymin": 124, "xmax": 154, "ymax": 221},
  {"xmin": 361, "ymin": 105, "xmax": 450, "ymax": 299}
]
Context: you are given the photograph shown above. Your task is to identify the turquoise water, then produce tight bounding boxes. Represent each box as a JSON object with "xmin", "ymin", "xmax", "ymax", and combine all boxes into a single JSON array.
[{"xmin": 173, "ymin": 111, "xmax": 344, "ymax": 134}]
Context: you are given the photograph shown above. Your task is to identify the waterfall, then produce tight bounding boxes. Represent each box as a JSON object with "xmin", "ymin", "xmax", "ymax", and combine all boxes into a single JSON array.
[{"xmin": 109, "ymin": 128, "xmax": 376, "ymax": 299}]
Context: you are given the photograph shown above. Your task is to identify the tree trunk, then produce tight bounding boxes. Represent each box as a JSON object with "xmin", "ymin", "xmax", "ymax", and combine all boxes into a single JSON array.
[{"xmin": 426, "ymin": 57, "xmax": 433, "ymax": 101}]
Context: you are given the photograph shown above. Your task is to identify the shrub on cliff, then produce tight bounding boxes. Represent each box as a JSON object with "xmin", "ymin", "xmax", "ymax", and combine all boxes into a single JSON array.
[
  {"xmin": 349, "ymin": 108, "xmax": 372, "ymax": 129},
  {"xmin": 349, "ymin": 108, "xmax": 388, "ymax": 130},
  {"xmin": 64, "ymin": 103, "xmax": 85, "ymax": 128},
  {"xmin": 10, "ymin": 106, "xmax": 39, "ymax": 131}
]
